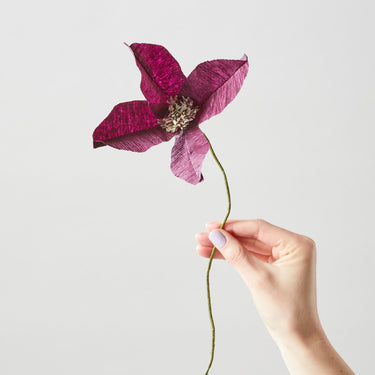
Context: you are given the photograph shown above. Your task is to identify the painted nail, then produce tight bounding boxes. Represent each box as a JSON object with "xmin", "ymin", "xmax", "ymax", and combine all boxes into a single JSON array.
[{"xmin": 208, "ymin": 230, "xmax": 227, "ymax": 249}]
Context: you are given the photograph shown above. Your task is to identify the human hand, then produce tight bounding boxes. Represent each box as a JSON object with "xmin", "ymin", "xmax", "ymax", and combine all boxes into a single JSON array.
[
  {"xmin": 196, "ymin": 219, "xmax": 355, "ymax": 374},
  {"xmin": 195, "ymin": 219, "xmax": 320, "ymax": 346}
]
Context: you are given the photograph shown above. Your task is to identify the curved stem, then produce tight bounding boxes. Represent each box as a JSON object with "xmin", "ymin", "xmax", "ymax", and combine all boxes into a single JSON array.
[{"xmin": 202, "ymin": 132, "xmax": 232, "ymax": 375}]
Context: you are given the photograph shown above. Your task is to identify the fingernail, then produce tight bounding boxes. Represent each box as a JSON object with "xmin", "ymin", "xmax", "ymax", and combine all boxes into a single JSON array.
[{"xmin": 209, "ymin": 230, "xmax": 227, "ymax": 249}]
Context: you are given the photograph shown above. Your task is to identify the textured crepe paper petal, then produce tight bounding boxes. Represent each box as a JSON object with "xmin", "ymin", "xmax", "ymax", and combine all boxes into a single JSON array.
[
  {"xmin": 179, "ymin": 55, "xmax": 249, "ymax": 125},
  {"xmin": 170, "ymin": 125, "xmax": 210, "ymax": 185},
  {"xmin": 100, "ymin": 128, "xmax": 175, "ymax": 152},
  {"xmin": 93, "ymin": 100, "xmax": 174, "ymax": 152},
  {"xmin": 127, "ymin": 43, "xmax": 186, "ymax": 104}
]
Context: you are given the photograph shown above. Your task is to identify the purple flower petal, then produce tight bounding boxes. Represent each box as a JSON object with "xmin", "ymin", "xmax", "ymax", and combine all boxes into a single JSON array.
[
  {"xmin": 127, "ymin": 43, "xmax": 186, "ymax": 104},
  {"xmin": 179, "ymin": 55, "xmax": 249, "ymax": 125},
  {"xmin": 170, "ymin": 125, "xmax": 210, "ymax": 185},
  {"xmin": 93, "ymin": 100, "xmax": 174, "ymax": 152}
]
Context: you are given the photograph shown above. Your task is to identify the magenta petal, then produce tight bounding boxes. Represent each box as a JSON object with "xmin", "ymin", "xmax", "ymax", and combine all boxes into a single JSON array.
[
  {"xmin": 179, "ymin": 55, "xmax": 249, "ymax": 125},
  {"xmin": 127, "ymin": 43, "xmax": 186, "ymax": 103},
  {"xmin": 170, "ymin": 126, "xmax": 210, "ymax": 185},
  {"xmin": 93, "ymin": 100, "xmax": 174, "ymax": 152},
  {"xmin": 100, "ymin": 128, "xmax": 175, "ymax": 152}
]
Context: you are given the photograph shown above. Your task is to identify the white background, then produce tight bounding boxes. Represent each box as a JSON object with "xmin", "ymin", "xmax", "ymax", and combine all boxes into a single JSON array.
[{"xmin": 1, "ymin": 0, "xmax": 374, "ymax": 374}]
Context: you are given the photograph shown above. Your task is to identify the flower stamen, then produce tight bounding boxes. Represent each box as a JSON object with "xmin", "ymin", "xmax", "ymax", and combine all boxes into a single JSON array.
[{"xmin": 158, "ymin": 95, "xmax": 199, "ymax": 133}]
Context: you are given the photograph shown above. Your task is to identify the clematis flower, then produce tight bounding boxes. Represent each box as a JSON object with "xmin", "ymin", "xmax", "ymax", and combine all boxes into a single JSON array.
[{"xmin": 93, "ymin": 43, "xmax": 249, "ymax": 184}]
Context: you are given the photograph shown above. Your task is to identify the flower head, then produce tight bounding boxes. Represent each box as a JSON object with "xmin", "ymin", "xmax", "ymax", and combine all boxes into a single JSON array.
[
  {"xmin": 93, "ymin": 43, "xmax": 249, "ymax": 184},
  {"xmin": 158, "ymin": 96, "xmax": 200, "ymax": 133}
]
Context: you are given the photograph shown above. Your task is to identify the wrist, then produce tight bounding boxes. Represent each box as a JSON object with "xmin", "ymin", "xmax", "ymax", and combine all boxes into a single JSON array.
[
  {"xmin": 277, "ymin": 324, "xmax": 328, "ymax": 355},
  {"xmin": 272, "ymin": 316, "xmax": 326, "ymax": 353},
  {"xmin": 276, "ymin": 325, "xmax": 355, "ymax": 375}
]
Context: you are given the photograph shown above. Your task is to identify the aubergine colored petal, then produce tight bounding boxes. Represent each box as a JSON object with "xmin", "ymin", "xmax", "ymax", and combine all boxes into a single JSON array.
[
  {"xmin": 93, "ymin": 100, "xmax": 174, "ymax": 152},
  {"xmin": 127, "ymin": 43, "xmax": 186, "ymax": 104},
  {"xmin": 170, "ymin": 125, "xmax": 210, "ymax": 185},
  {"xmin": 179, "ymin": 55, "xmax": 249, "ymax": 125}
]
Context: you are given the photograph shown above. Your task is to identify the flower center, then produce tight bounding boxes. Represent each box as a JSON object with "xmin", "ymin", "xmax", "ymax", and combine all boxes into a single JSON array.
[{"xmin": 157, "ymin": 95, "xmax": 199, "ymax": 133}]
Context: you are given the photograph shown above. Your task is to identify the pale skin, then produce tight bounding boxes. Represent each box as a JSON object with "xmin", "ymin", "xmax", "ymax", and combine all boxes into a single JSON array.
[{"xmin": 195, "ymin": 219, "xmax": 355, "ymax": 375}]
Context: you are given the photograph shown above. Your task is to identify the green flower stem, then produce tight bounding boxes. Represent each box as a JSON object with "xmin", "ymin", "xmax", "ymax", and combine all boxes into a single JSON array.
[{"xmin": 202, "ymin": 133, "xmax": 232, "ymax": 375}]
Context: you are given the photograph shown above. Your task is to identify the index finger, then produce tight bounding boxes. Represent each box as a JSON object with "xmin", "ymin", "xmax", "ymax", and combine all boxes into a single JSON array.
[{"xmin": 207, "ymin": 219, "xmax": 299, "ymax": 247}]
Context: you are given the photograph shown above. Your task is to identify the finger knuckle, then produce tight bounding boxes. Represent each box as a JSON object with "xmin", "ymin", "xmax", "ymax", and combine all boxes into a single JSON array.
[
  {"xmin": 225, "ymin": 246, "xmax": 246, "ymax": 266},
  {"xmin": 301, "ymin": 235, "xmax": 316, "ymax": 249},
  {"xmin": 254, "ymin": 218, "xmax": 267, "ymax": 237},
  {"xmin": 255, "ymin": 218, "xmax": 267, "ymax": 227},
  {"xmin": 297, "ymin": 235, "xmax": 316, "ymax": 257},
  {"xmin": 255, "ymin": 218, "xmax": 266, "ymax": 224}
]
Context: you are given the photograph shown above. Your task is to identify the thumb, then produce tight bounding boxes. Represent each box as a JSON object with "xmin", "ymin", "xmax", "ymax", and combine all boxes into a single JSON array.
[{"xmin": 208, "ymin": 229, "xmax": 262, "ymax": 274}]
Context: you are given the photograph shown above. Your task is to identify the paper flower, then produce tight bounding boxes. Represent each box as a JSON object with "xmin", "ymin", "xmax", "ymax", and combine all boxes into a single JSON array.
[
  {"xmin": 93, "ymin": 43, "xmax": 249, "ymax": 184},
  {"xmin": 92, "ymin": 42, "xmax": 249, "ymax": 375}
]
